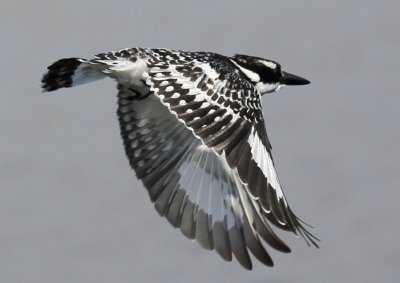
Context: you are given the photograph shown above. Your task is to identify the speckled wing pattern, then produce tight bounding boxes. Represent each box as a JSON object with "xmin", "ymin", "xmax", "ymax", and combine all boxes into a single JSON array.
[
  {"xmin": 41, "ymin": 47, "xmax": 318, "ymax": 269},
  {"xmin": 112, "ymin": 49, "xmax": 317, "ymax": 268}
]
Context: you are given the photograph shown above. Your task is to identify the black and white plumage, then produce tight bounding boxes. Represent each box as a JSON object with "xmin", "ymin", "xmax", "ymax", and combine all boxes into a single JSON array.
[{"xmin": 42, "ymin": 48, "xmax": 318, "ymax": 269}]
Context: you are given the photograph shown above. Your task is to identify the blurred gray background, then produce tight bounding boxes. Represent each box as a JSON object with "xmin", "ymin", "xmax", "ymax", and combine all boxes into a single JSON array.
[{"xmin": 1, "ymin": 1, "xmax": 399, "ymax": 282}]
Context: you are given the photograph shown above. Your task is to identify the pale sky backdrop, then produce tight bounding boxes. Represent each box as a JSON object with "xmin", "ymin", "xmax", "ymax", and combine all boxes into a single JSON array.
[{"xmin": 1, "ymin": 1, "xmax": 399, "ymax": 282}]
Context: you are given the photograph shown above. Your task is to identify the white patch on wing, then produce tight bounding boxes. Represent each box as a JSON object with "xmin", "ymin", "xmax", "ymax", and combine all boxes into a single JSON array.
[
  {"xmin": 97, "ymin": 58, "xmax": 148, "ymax": 86},
  {"xmin": 71, "ymin": 61, "xmax": 106, "ymax": 87},
  {"xmin": 175, "ymin": 143, "xmax": 244, "ymax": 228},
  {"xmin": 247, "ymin": 127, "xmax": 285, "ymax": 202},
  {"xmin": 230, "ymin": 59, "xmax": 260, "ymax": 82}
]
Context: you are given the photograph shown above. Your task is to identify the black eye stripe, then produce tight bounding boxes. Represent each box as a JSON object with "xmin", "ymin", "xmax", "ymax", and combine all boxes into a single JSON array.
[{"xmin": 238, "ymin": 62, "xmax": 280, "ymax": 83}]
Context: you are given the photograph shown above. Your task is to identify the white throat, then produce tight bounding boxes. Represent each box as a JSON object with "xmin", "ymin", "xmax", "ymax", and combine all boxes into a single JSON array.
[{"xmin": 256, "ymin": 82, "xmax": 283, "ymax": 94}]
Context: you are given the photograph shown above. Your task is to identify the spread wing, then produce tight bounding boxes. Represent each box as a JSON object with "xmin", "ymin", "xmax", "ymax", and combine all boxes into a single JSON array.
[
  {"xmin": 42, "ymin": 48, "xmax": 318, "ymax": 269},
  {"xmin": 117, "ymin": 51, "xmax": 317, "ymax": 269},
  {"xmin": 118, "ymin": 96, "xmax": 292, "ymax": 269},
  {"xmin": 146, "ymin": 54, "xmax": 317, "ymax": 239}
]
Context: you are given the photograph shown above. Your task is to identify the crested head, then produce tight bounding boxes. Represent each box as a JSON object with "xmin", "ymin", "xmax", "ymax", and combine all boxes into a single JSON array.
[{"xmin": 230, "ymin": 54, "xmax": 310, "ymax": 95}]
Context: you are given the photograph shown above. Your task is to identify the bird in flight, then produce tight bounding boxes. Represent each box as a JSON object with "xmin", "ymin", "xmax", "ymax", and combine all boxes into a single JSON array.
[{"xmin": 42, "ymin": 48, "xmax": 318, "ymax": 269}]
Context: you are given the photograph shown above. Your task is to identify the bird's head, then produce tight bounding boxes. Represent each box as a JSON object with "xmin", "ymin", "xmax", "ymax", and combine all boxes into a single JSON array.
[{"xmin": 230, "ymin": 54, "xmax": 310, "ymax": 95}]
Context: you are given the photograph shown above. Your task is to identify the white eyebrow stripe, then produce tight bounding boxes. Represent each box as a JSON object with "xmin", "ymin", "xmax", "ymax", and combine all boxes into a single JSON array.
[
  {"xmin": 261, "ymin": 61, "xmax": 277, "ymax": 69},
  {"xmin": 229, "ymin": 59, "xmax": 260, "ymax": 82}
]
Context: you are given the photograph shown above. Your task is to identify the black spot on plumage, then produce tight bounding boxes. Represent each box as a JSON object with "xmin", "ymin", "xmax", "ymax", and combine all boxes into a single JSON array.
[
  {"xmin": 211, "ymin": 93, "xmax": 219, "ymax": 101},
  {"xmin": 197, "ymin": 81, "xmax": 206, "ymax": 89},
  {"xmin": 192, "ymin": 66, "xmax": 203, "ymax": 73},
  {"xmin": 176, "ymin": 66, "xmax": 191, "ymax": 73},
  {"xmin": 156, "ymin": 65, "xmax": 169, "ymax": 70},
  {"xmin": 231, "ymin": 101, "xmax": 241, "ymax": 112},
  {"xmin": 115, "ymin": 49, "xmax": 130, "ymax": 58},
  {"xmin": 190, "ymin": 74, "xmax": 201, "ymax": 82},
  {"xmin": 223, "ymin": 99, "xmax": 232, "ymax": 108},
  {"xmin": 239, "ymin": 107, "xmax": 247, "ymax": 117},
  {"xmin": 217, "ymin": 96, "xmax": 225, "ymax": 104}
]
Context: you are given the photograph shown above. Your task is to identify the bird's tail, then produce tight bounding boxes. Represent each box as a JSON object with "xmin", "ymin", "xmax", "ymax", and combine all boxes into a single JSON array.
[{"xmin": 41, "ymin": 58, "xmax": 106, "ymax": 92}]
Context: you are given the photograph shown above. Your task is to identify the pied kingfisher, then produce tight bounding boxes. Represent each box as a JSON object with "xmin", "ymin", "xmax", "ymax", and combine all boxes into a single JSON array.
[{"xmin": 41, "ymin": 48, "xmax": 318, "ymax": 269}]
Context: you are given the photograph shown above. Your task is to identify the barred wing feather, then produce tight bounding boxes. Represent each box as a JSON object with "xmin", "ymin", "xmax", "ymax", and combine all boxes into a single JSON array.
[
  {"xmin": 117, "ymin": 95, "xmax": 296, "ymax": 268},
  {"xmin": 143, "ymin": 57, "xmax": 318, "ymax": 247}
]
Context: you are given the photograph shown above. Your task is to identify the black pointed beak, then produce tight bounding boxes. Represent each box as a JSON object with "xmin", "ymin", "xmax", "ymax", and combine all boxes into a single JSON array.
[{"xmin": 281, "ymin": 71, "xmax": 310, "ymax": 85}]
